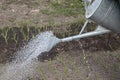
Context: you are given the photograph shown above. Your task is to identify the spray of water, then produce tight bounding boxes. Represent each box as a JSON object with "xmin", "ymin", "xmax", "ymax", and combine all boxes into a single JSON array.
[
  {"xmin": 14, "ymin": 31, "xmax": 60, "ymax": 63},
  {"xmin": 0, "ymin": 31, "xmax": 60, "ymax": 80}
]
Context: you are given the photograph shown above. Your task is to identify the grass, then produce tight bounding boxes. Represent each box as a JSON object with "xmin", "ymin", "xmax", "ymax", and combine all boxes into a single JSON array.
[
  {"xmin": 41, "ymin": 0, "xmax": 84, "ymax": 17},
  {"xmin": 13, "ymin": 33, "xmax": 18, "ymax": 44},
  {"xmin": 1, "ymin": 28, "xmax": 9, "ymax": 44},
  {"xmin": 2, "ymin": 0, "xmax": 84, "ymax": 17}
]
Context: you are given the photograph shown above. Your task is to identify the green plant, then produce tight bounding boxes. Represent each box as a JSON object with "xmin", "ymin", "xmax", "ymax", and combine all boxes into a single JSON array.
[
  {"xmin": 45, "ymin": 26, "xmax": 48, "ymax": 31},
  {"xmin": 36, "ymin": 27, "xmax": 41, "ymax": 33},
  {"xmin": 41, "ymin": 0, "xmax": 84, "ymax": 17},
  {"xmin": 32, "ymin": 34, "xmax": 35, "ymax": 39},
  {"xmin": 63, "ymin": 64, "xmax": 68, "ymax": 74},
  {"xmin": 35, "ymin": 26, "xmax": 39, "ymax": 33},
  {"xmin": 26, "ymin": 26, "xmax": 30, "ymax": 34},
  {"xmin": 1, "ymin": 28, "xmax": 9, "ymax": 44},
  {"xmin": 20, "ymin": 27, "xmax": 29, "ymax": 42},
  {"xmin": 13, "ymin": 33, "xmax": 18, "ymax": 44}
]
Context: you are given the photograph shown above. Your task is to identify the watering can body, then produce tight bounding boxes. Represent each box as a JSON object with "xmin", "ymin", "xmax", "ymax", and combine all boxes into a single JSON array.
[{"xmin": 86, "ymin": 0, "xmax": 120, "ymax": 33}]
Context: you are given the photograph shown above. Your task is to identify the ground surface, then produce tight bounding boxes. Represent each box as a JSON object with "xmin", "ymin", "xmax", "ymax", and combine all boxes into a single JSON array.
[
  {"xmin": 0, "ymin": 0, "xmax": 84, "ymax": 28},
  {"xmin": 0, "ymin": 0, "xmax": 120, "ymax": 80}
]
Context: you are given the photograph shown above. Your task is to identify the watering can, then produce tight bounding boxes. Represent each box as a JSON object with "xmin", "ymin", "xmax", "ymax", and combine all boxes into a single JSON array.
[
  {"xmin": 26, "ymin": 0, "xmax": 120, "ymax": 60},
  {"xmin": 60, "ymin": 0, "xmax": 120, "ymax": 42},
  {"xmin": 43, "ymin": 0, "xmax": 120, "ymax": 53},
  {"xmin": 44, "ymin": 0, "xmax": 120, "ymax": 52}
]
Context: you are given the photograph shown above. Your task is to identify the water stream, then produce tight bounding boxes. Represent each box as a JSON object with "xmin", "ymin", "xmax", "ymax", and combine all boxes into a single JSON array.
[{"xmin": 0, "ymin": 31, "xmax": 60, "ymax": 80}]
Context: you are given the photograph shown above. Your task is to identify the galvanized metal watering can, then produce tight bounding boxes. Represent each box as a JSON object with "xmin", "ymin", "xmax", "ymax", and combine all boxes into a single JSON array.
[
  {"xmin": 61, "ymin": 0, "xmax": 120, "ymax": 42},
  {"xmin": 62, "ymin": 0, "xmax": 120, "ymax": 42},
  {"xmin": 45, "ymin": 0, "xmax": 120, "ymax": 51},
  {"xmin": 26, "ymin": 0, "xmax": 120, "ymax": 59}
]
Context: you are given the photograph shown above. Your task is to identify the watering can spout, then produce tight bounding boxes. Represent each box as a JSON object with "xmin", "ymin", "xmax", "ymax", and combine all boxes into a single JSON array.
[{"xmin": 61, "ymin": 25, "xmax": 110, "ymax": 42}]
